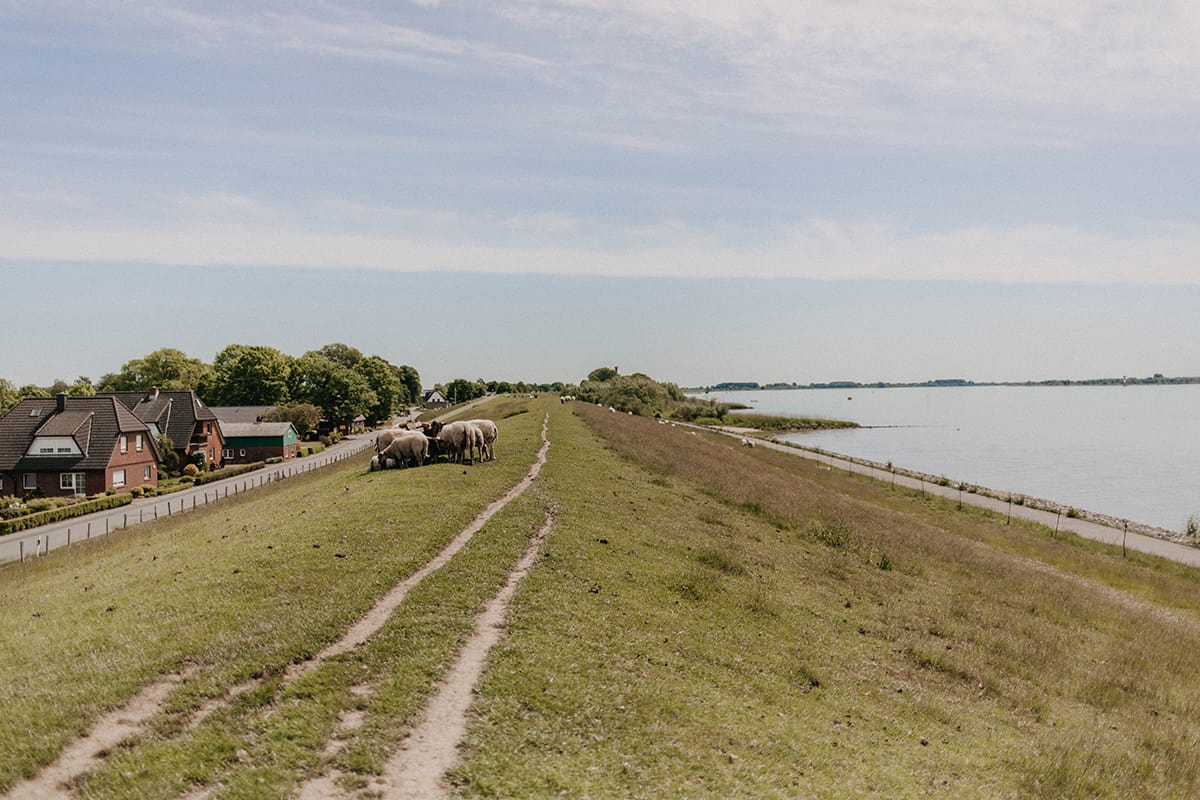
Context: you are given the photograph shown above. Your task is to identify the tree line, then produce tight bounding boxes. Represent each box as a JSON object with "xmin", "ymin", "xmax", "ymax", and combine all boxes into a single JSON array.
[{"xmin": 0, "ymin": 344, "xmax": 421, "ymax": 430}]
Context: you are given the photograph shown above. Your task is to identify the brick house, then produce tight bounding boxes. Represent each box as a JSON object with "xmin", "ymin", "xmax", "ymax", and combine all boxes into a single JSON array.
[
  {"xmin": 102, "ymin": 388, "xmax": 224, "ymax": 469},
  {"xmin": 0, "ymin": 393, "xmax": 161, "ymax": 498},
  {"xmin": 218, "ymin": 421, "xmax": 298, "ymax": 464}
]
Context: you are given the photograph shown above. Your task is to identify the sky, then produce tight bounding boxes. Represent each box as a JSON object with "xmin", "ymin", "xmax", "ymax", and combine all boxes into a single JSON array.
[{"xmin": 2, "ymin": 1, "xmax": 1199, "ymax": 387}]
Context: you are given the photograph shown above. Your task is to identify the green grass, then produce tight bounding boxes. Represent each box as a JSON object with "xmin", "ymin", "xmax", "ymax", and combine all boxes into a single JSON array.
[
  {"xmin": 0, "ymin": 403, "xmax": 547, "ymax": 797},
  {"xmin": 7, "ymin": 396, "xmax": 1200, "ymax": 798},
  {"xmin": 452, "ymin": 403, "xmax": 1200, "ymax": 798}
]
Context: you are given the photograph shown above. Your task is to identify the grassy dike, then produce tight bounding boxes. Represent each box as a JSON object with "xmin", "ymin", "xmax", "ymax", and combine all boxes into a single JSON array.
[
  {"xmin": 454, "ymin": 402, "xmax": 1200, "ymax": 799},
  {"xmin": 0, "ymin": 400, "xmax": 548, "ymax": 798},
  {"xmin": 5, "ymin": 396, "xmax": 1200, "ymax": 798}
]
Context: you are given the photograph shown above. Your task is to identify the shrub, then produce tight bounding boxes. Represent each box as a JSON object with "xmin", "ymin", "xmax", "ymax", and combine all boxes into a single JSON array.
[
  {"xmin": 129, "ymin": 486, "xmax": 144, "ymax": 498},
  {"xmin": 193, "ymin": 462, "xmax": 266, "ymax": 486},
  {"xmin": 182, "ymin": 464, "xmax": 200, "ymax": 478},
  {"xmin": 0, "ymin": 493, "xmax": 133, "ymax": 534},
  {"xmin": 1066, "ymin": 507, "xmax": 1079, "ymax": 519}
]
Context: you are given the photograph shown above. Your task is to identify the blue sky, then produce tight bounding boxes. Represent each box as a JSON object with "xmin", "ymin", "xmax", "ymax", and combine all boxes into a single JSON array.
[{"xmin": 3, "ymin": 2, "xmax": 1199, "ymax": 387}]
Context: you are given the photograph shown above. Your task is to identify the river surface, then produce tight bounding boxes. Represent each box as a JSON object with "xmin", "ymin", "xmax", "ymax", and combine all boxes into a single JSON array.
[{"xmin": 695, "ymin": 385, "xmax": 1200, "ymax": 534}]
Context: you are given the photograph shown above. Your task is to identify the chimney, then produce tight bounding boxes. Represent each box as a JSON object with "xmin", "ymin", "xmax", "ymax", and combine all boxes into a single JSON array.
[
  {"xmin": 149, "ymin": 386, "xmax": 160, "ymax": 401},
  {"xmin": 56, "ymin": 392, "xmax": 67, "ymax": 413}
]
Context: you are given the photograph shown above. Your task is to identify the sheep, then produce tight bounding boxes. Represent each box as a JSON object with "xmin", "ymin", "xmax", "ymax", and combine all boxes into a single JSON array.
[
  {"xmin": 740, "ymin": 437, "xmax": 756, "ymax": 448},
  {"xmin": 375, "ymin": 427, "xmax": 406, "ymax": 453},
  {"xmin": 378, "ymin": 430, "xmax": 429, "ymax": 468},
  {"xmin": 434, "ymin": 420, "xmax": 477, "ymax": 464},
  {"xmin": 463, "ymin": 419, "xmax": 499, "ymax": 461}
]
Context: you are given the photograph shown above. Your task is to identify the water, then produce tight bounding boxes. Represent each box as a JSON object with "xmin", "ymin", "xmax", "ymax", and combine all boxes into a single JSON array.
[{"xmin": 696, "ymin": 385, "xmax": 1200, "ymax": 533}]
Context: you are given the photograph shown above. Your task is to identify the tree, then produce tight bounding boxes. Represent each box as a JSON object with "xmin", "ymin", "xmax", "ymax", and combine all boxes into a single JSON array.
[
  {"xmin": 208, "ymin": 345, "xmax": 292, "ymax": 406},
  {"xmin": 16, "ymin": 384, "xmax": 50, "ymax": 399},
  {"xmin": 316, "ymin": 343, "xmax": 363, "ymax": 370},
  {"xmin": 355, "ymin": 356, "xmax": 402, "ymax": 425},
  {"xmin": 444, "ymin": 378, "xmax": 486, "ymax": 404},
  {"xmin": 101, "ymin": 348, "xmax": 212, "ymax": 392},
  {"xmin": 392, "ymin": 364, "xmax": 422, "ymax": 406},
  {"xmin": 262, "ymin": 402, "xmax": 321, "ymax": 438},
  {"xmin": 288, "ymin": 352, "xmax": 377, "ymax": 427},
  {"xmin": 587, "ymin": 366, "xmax": 618, "ymax": 383},
  {"xmin": 67, "ymin": 376, "xmax": 96, "ymax": 397},
  {"xmin": 0, "ymin": 379, "xmax": 18, "ymax": 415}
]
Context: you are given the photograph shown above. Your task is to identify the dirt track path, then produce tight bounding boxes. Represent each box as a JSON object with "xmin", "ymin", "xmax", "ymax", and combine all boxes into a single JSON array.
[
  {"xmin": 4, "ymin": 414, "xmax": 551, "ymax": 800},
  {"xmin": 4, "ymin": 669, "xmax": 195, "ymax": 800},
  {"xmin": 293, "ymin": 414, "xmax": 553, "ymax": 799}
]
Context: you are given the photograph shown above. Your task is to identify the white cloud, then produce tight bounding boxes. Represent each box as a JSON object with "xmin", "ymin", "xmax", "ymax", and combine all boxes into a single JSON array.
[{"xmin": 3, "ymin": 216, "xmax": 1199, "ymax": 285}]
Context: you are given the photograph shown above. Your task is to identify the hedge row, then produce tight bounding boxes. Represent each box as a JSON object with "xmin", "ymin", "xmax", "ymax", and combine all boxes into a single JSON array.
[
  {"xmin": 193, "ymin": 462, "xmax": 266, "ymax": 486},
  {"xmin": 0, "ymin": 493, "xmax": 134, "ymax": 535}
]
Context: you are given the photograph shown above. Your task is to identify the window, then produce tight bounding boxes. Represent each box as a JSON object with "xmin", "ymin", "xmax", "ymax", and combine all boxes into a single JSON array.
[
  {"xmin": 60, "ymin": 472, "xmax": 86, "ymax": 494},
  {"xmin": 119, "ymin": 435, "xmax": 128, "ymax": 454},
  {"xmin": 112, "ymin": 469, "xmax": 126, "ymax": 488},
  {"xmin": 209, "ymin": 447, "xmax": 214, "ymax": 462},
  {"xmin": 39, "ymin": 447, "xmax": 54, "ymax": 454},
  {"xmin": 135, "ymin": 434, "xmax": 143, "ymax": 452},
  {"xmin": 23, "ymin": 473, "xmax": 36, "ymax": 490},
  {"xmin": 57, "ymin": 447, "xmax": 71, "ymax": 453},
  {"xmin": 239, "ymin": 449, "xmax": 246, "ymax": 457},
  {"xmin": 143, "ymin": 466, "xmax": 151, "ymax": 480}
]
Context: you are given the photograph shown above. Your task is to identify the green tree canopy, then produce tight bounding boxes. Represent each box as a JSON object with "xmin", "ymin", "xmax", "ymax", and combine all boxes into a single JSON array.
[
  {"xmin": 262, "ymin": 402, "xmax": 322, "ymax": 438},
  {"xmin": 392, "ymin": 364, "xmax": 421, "ymax": 406},
  {"xmin": 288, "ymin": 352, "xmax": 377, "ymax": 427},
  {"xmin": 355, "ymin": 355, "xmax": 402, "ymax": 425},
  {"xmin": 99, "ymin": 348, "xmax": 212, "ymax": 392},
  {"xmin": 0, "ymin": 379, "xmax": 18, "ymax": 415},
  {"xmin": 442, "ymin": 378, "xmax": 487, "ymax": 404},
  {"xmin": 587, "ymin": 366, "xmax": 619, "ymax": 383},
  {"xmin": 316, "ymin": 343, "xmax": 364, "ymax": 370},
  {"xmin": 208, "ymin": 344, "xmax": 292, "ymax": 406}
]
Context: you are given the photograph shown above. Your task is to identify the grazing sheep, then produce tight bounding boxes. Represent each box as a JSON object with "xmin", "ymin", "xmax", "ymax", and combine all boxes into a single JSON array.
[
  {"xmin": 378, "ymin": 430, "xmax": 429, "ymax": 468},
  {"xmin": 741, "ymin": 438, "xmax": 756, "ymax": 448},
  {"xmin": 463, "ymin": 419, "xmax": 499, "ymax": 461},
  {"xmin": 375, "ymin": 427, "xmax": 406, "ymax": 453},
  {"xmin": 435, "ymin": 420, "xmax": 477, "ymax": 464},
  {"xmin": 369, "ymin": 455, "xmax": 383, "ymax": 471}
]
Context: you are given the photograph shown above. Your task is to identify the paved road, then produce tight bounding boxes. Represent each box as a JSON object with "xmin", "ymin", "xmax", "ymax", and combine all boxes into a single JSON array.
[
  {"xmin": 0, "ymin": 434, "xmax": 375, "ymax": 566},
  {"xmin": 0, "ymin": 398, "xmax": 499, "ymax": 567},
  {"xmin": 708, "ymin": 427, "xmax": 1200, "ymax": 568}
]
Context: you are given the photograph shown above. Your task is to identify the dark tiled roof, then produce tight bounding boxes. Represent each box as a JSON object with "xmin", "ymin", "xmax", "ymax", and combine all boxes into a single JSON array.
[
  {"xmin": 0, "ymin": 396, "xmax": 159, "ymax": 473},
  {"xmin": 209, "ymin": 406, "xmax": 278, "ymax": 424},
  {"xmin": 99, "ymin": 390, "xmax": 220, "ymax": 450}
]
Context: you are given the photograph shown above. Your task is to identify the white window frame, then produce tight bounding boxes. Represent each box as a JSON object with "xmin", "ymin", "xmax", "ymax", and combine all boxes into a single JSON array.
[
  {"xmin": 239, "ymin": 449, "xmax": 246, "ymax": 457},
  {"xmin": 144, "ymin": 465, "xmax": 151, "ymax": 480},
  {"xmin": 135, "ymin": 434, "xmax": 143, "ymax": 452},
  {"xmin": 23, "ymin": 473, "xmax": 36, "ymax": 490},
  {"xmin": 119, "ymin": 435, "xmax": 128, "ymax": 454},
  {"xmin": 59, "ymin": 472, "xmax": 87, "ymax": 495},
  {"xmin": 112, "ymin": 469, "xmax": 126, "ymax": 488}
]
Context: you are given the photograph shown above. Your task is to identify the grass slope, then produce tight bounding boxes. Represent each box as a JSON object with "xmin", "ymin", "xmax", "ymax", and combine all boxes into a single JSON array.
[
  {"xmin": 4, "ymin": 397, "xmax": 1200, "ymax": 798},
  {"xmin": 454, "ymin": 403, "xmax": 1200, "ymax": 799}
]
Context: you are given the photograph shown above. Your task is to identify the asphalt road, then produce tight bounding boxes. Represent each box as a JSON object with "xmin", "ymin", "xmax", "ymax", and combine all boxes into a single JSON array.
[
  {"xmin": 0, "ymin": 434, "xmax": 374, "ymax": 566},
  {"xmin": 734, "ymin": 430, "xmax": 1200, "ymax": 568},
  {"xmin": 0, "ymin": 396, "xmax": 500, "ymax": 567}
]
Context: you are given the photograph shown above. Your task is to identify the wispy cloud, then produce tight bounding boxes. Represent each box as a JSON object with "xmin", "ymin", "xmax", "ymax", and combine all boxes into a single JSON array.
[{"xmin": 4, "ymin": 215, "xmax": 1199, "ymax": 285}]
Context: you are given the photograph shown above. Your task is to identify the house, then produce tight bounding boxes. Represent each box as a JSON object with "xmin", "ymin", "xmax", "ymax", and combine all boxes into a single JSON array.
[
  {"xmin": 421, "ymin": 389, "xmax": 449, "ymax": 408},
  {"xmin": 209, "ymin": 406, "xmax": 277, "ymax": 425},
  {"xmin": 0, "ymin": 393, "xmax": 161, "ymax": 498},
  {"xmin": 350, "ymin": 415, "xmax": 367, "ymax": 434},
  {"xmin": 101, "ymin": 388, "xmax": 224, "ymax": 469},
  {"xmin": 219, "ymin": 421, "xmax": 299, "ymax": 464}
]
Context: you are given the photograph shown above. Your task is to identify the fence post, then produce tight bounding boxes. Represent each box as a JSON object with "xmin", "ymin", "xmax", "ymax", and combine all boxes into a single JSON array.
[
  {"xmin": 88, "ymin": 521, "xmax": 92, "ymax": 539},
  {"xmin": 123, "ymin": 513, "xmax": 127, "ymax": 528},
  {"xmin": 68, "ymin": 528, "xmax": 72, "ymax": 546},
  {"xmin": 19, "ymin": 540, "xmax": 23, "ymax": 562}
]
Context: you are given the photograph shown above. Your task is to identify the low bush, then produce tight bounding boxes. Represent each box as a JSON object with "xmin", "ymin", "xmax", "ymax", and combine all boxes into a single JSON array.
[
  {"xmin": 0, "ymin": 493, "xmax": 133, "ymax": 534},
  {"xmin": 182, "ymin": 464, "xmax": 200, "ymax": 478},
  {"xmin": 193, "ymin": 462, "xmax": 266, "ymax": 486}
]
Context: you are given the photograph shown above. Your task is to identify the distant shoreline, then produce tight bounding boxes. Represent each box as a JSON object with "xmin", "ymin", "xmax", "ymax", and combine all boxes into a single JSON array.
[{"xmin": 686, "ymin": 375, "xmax": 1200, "ymax": 392}]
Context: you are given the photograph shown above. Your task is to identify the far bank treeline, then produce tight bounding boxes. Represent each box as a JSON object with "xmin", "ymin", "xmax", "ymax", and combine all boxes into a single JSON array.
[
  {"xmin": 0, "ymin": 344, "xmax": 561, "ymax": 431},
  {"xmin": 566, "ymin": 367, "xmax": 858, "ymax": 432}
]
